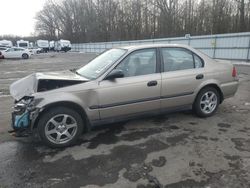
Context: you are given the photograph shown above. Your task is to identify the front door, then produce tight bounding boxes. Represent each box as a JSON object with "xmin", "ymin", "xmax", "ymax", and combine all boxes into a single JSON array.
[
  {"xmin": 97, "ymin": 48, "xmax": 161, "ymax": 119},
  {"xmin": 5, "ymin": 48, "xmax": 15, "ymax": 58}
]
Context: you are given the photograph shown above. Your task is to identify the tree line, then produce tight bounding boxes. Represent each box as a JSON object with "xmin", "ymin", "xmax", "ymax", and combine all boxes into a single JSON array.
[{"xmin": 33, "ymin": 0, "xmax": 250, "ymax": 43}]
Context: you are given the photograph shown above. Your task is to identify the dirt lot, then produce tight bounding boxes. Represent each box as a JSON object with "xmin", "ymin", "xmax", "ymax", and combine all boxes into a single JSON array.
[{"xmin": 0, "ymin": 53, "xmax": 250, "ymax": 188}]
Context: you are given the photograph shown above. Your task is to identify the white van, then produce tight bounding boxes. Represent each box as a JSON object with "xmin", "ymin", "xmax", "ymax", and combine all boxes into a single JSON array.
[
  {"xmin": 36, "ymin": 40, "xmax": 49, "ymax": 52},
  {"xmin": 49, "ymin": 41, "xmax": 55, "ymax": 51},
  {"xmin": 17, "ymin": 40, "xmax": 29, "ymax": 48},
  {"xmin": 55, "ymin": 39, "xmax": 71, "ymax": 52},
  {"xmin": 0, "ymin": 40, "xmax": 13, "ymax": 47}
]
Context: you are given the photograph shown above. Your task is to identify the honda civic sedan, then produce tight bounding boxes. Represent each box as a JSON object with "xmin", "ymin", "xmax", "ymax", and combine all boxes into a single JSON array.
[{"xmin": 9, "ymin": 44, "xmax": 239, "ymax": 147}]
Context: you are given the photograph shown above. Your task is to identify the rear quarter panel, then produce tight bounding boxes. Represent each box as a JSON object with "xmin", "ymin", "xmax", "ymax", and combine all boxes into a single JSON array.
[{"xmin": 195, "ymin": 59, "xmax": 238, "ymax": 100}]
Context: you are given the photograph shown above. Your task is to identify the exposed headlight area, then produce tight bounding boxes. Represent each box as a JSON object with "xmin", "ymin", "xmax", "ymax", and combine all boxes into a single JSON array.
[{"xmin": 10, "ymin": 97, "xmax": 41, "ymax": 136}]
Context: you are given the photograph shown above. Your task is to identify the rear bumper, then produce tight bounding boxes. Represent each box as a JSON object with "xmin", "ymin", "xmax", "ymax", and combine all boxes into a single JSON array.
[{"xmin": 220, "ymin": 81, "xmax": 239, "ymax": 99}]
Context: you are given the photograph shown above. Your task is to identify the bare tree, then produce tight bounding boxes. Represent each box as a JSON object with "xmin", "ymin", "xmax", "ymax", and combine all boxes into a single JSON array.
[{"xmin": 34, "ymin": 0, "xmax": 250, "ymax": 42}]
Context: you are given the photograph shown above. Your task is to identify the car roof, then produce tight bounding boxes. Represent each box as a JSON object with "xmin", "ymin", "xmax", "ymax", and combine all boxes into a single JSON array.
[
  {"xmin": 117, "ymin": 43, "xmax": 212, "ymax": 62},
  {"xmin": 119, "ymin": 43, "xmax": 191, "ymax": 51},
  {"xmin": 12, "ymin": 47, "xmax": 25, "ymax": 49}
]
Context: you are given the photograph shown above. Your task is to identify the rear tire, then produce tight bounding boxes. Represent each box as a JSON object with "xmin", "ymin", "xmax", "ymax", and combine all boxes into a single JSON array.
[
  {"xmin": 193, "ymin": 87, "xmax": 220, "ymax": 118},
  {"xmin": 22, "ymin": 53, "xmax": 29, "ymax": 59},
  {"xmin": 37, "ymin": 107, "xmax": 84, "ymax": 148}
]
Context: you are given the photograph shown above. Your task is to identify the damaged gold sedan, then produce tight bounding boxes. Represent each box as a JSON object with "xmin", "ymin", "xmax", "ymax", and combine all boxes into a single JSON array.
[{"xmin": 9, "ymin": 44, "xmax": 239, "ymax": 147}]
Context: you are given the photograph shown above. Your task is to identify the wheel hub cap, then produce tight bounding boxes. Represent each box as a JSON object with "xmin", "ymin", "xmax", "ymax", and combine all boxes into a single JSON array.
[
  {"xmin": 57, "ymin": 124, "xmax": 67, "ymax": 133},
  {"xmin": 200, "ymin": 91, "xmax": 218, "ymax": 114},
  {"xmin": 45, "ymin": 114, "xmax": 78, "ymax": 144}
]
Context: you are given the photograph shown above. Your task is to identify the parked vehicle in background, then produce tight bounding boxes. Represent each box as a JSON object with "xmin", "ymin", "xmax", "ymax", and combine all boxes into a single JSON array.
[
  {"xmin": 2, "ymin": 47, "xmax": 31, "ymax": 59},
  {"xmin": 0, "ymin": 47, "xmax": 8, "ymax": 52},
  {"xmin": 0, "ymin": 40, "xmax": 13, "ymax": 47},
  {"xmin": 17, "ymin": 40, "xmax": 29, "ymax": 49},
  {"xmin": 28, "ymin": 47, "xmax": 42, "ymax": 55},
  {"xmin": 0, "ymin": 51, "xmax": 4, "ymax": 59},
  {"xmin": 36, "ymin": 40, "xmax": 49, "ymax": 53},
  {"xmin": 55, "ymin": 39, "xmax": 71, "ymax": 52},
  {"xmin": 9, "ymin": 44, "xmax": 239, "ymax": 147},
  {"xmin": 49, "ymin": 41, "xmax": 55, "ymax": 51},
  {"xmin": 29, "ymin": 42, "xmax": 34, "ymax": 48}
]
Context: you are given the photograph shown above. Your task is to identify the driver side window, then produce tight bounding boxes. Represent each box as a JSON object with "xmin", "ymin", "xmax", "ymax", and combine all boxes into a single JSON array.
[{"xmin": 116, "ymin": 49, "xmax": 157, "ymax": 77}]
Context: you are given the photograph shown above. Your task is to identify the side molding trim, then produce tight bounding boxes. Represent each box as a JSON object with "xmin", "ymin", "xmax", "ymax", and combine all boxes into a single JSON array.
[{"xmin": 89, "ymin": 92, "xmax": 194, "ymax": 110}]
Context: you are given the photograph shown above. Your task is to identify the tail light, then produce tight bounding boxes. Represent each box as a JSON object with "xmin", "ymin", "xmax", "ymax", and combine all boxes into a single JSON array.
[{"xmin": 232, "ymin": 66, "xmax": 237, "ymax": 77}]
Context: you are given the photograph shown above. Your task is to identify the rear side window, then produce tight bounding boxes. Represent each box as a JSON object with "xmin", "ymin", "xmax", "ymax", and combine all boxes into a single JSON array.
[
  {"xmin": 194, "ymin": 54, "xmax": 204, "ymax": 68},
  {"xmin": 161, "ymin": 48, "xmax": 203, "ymax": 72}
]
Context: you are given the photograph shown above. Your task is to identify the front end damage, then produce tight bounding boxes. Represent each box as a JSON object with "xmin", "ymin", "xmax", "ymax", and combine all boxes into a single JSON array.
[
  {"xmin": 9, "ymin": 70, "xmax": 88, "ymax": 137},
  {"xmin": 10, "ymin": 97, "xmax": 40, "ymax": 137}
]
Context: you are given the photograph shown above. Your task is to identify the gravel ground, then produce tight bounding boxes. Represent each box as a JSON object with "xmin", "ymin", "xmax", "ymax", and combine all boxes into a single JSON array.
[{"xmin": 0, "ymin": 53, "xmax": 250, "ymax": 188}]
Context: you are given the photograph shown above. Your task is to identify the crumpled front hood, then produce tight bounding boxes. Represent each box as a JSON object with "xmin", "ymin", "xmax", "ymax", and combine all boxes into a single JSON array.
[
  {"xmin": 10, "ymin": 70, "xmax": 88, "ymax": 101},
  {"xmin": 35, "ymin": 70, "xmax": 87, "ymax": 80},
  {"xmin": 10, "ymin": 73, "xmax": 37, "ymax": 101}
]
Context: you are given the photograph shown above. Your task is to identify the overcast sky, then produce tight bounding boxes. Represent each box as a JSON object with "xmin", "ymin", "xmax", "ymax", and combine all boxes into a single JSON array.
[{"xmin": 0, "ymin": 0, "xmax": 46, "ymax": 36}]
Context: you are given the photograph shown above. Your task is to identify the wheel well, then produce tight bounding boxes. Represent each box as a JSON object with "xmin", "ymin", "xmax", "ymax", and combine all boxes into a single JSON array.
[
  {"xmin": 22, "ymin": 53, "xmax": 29, "ymax": 58},
  {"xmin": 198, "ymin": 84, "xmax": 224, "ymax": 103},
  {"xmin": 33, "ymin": 101, "xmax": 90, "ymax": 132}
]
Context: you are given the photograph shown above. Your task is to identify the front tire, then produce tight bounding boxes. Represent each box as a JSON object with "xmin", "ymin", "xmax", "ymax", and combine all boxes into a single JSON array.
[
  {"xmin": 37, "ymin": 107, "xmax": 84, "ymax": 148},
  {"xmin": 22, "ymin": 53, "xmax": 29, "ymax": 59},
  {"xmin": 193, "ymin": 87, "xmax": 220, "ymax": 117}
]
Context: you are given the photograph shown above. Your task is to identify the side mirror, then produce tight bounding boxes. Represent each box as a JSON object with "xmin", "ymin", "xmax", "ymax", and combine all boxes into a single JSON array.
[{"xmin": 105, "ymin": 69, "xmax": 124, "ymax": 80}]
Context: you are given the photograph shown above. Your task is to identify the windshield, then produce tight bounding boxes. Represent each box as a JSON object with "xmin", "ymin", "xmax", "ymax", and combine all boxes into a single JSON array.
[
  {"xmin": 77, "ymin": 48, "xmax": 127, "ymax": 79},
  {"xmin": 19, "ymin": 43, "xmax": 28, "ymax": 47}
]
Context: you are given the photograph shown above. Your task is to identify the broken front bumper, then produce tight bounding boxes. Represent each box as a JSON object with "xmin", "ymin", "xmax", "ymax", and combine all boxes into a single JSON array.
[
  {"xmin": 10, "ymin": 104, "xmax": 32, "ymax": 137},
  {"xmin": 12, "ymin": 110, "xmax": 30, "ymax": 130},
  {"xmin": 10, "ymin": 98, "xmax": 40, "ymax": 136}
]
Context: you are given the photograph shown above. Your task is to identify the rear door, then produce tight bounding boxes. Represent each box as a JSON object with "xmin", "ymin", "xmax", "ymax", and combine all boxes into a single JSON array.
[
  {"xmin": 97, "ymin": 48, "xmax": 162, "ymax": 119},
  {"xmin": 14, "ymin": 48, "xmax": 22, "ymax": 58},
  {"xmin": 160, "ymin": 47, "xmax": 205, "ymax": 109}
]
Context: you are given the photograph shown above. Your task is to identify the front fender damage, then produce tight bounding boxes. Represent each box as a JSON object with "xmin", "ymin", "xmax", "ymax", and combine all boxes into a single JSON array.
[{"xmin": 9, "ymin": 70, "xmax": 89, "ymax": 137}]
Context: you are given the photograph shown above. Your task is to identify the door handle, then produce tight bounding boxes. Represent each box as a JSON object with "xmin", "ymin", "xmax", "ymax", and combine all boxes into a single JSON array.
[
  {"xmin": 147, "ymin": 80, "xmax": 158, "ymax": 87},
  {"xmin": 196, "ymin": 74, "xmax": 204, "ymax": 80}
]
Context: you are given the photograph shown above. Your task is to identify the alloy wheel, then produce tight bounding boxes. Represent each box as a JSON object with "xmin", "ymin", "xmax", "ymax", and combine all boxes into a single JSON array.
[
  {"xmin": 200, "ymin": 91, "xmax": 218, "ymax": 114},
  {"xmin": 45, "ymin": 114, "xmax": 78, "ymax": 144}
]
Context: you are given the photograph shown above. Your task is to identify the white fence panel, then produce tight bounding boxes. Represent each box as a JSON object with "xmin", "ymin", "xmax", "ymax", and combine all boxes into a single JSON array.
[
  {"xmin": 190, "ymin": 38, "xmax": 213, "ymax": 48},
  {"xmin": 72, "ymin": 32, "xmax": 250, "ymax": 61}
]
